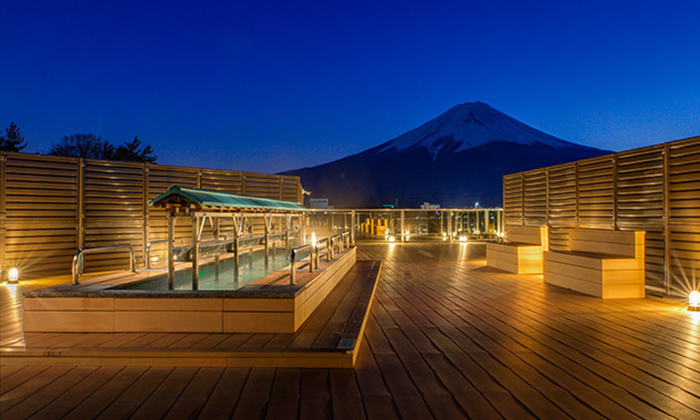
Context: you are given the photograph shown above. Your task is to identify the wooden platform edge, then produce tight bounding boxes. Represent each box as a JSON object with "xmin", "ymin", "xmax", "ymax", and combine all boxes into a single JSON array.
[
  {"xmin": 348, "ymin": 260, "xmax": 382, "ymax": 366},
  {"xmin": 0, "ymin": 261, "xmax": 383, "ymax": 369}
]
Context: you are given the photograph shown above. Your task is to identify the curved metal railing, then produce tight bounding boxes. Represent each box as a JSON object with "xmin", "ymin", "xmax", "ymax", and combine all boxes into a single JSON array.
[
  {"xmin": 289, "ymin": 232, "xmax": 351, "ymax": 285},
  {"xmin": 72, "ymin": 244, "xmax": 136, "ymax": 285},
  {"xmin": 289, "ymin": 243, "xmax": 314, "ymax": 285}
]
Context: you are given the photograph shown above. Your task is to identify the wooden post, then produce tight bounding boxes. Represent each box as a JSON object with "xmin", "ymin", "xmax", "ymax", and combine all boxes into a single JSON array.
[
  {"xmin": 233, "ymin": 214, "xmax": 240, "ymax": 266},
  {"xmin": 191, "ymin": 214, "xmax": 199, "ymax": 290},
  {"xmin": 167, "ymin": 212, "xmax": 175, "ymax": 290},
  {"xmin": 400, "ymin": 210, "xmax": 405, "ymax": 242},
  {"xmin": 264, "ymin": 213, "xmax": 271, "ymax": 260},
  {"xmin": 575, "ymin": 162, "xmax": 580, "ymax": 229},
  {"xmin": 612, "ymin": 155, "xmax": 618, "ymax": 230},
  {"xmin": 77, "ymin": 159, "xmax": 85, "ymax": 251},
  {"xmin": 0, "ymin": 154, "xmax": 6, "ymax": 279},
  {"xmin": 214, "ymin": 217, "xmax": 220, "ymax": 281},
  {"xmin": 663, "ymin": 143, "xmax": 671, "ymax": 295},
  {"xmin": 142, "ymin": 163, "xmax": 149, "ymax": 268}
]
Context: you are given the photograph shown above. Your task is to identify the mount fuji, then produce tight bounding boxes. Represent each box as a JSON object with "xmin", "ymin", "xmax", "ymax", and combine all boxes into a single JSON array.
[{"xmin": 283, "ymin": 102, "xmax": 609, "ymax": 208}]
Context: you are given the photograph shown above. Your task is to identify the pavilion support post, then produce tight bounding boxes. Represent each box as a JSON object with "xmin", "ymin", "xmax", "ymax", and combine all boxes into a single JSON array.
[
  {"xmin": 167, "ymin": 212, "xmax": 175, "ymax": 290},
  {"xmin": 286, "ymin": 215, "xmax": 292, "ymax": 251},
  {"xmin": 232, "ymin": 215, "xmax": 240, "ymax": 266},
  {"xmin": 191, "ymin": 214, "xmax": 200, "ymax": 290},
  {"xmin": 264, "ymin": 213, "xmax": 271, "ymax": 261},
  {"xmin": 214, "ymin": 217, "xmax": 220, "ymax": 281}
]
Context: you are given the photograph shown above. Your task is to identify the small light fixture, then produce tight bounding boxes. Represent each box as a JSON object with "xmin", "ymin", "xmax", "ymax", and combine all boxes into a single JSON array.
[
  {"xmin": 8, "ymin": 267, "xmax": 19, "ymax": 283},
  {"xmin": 389, "ymin": 236, "xmax": 395, "ymax": 243},
  {"xmin": 690, "ymin": 291, "xmax": 700, "ymax": 312},
  {"xmin": 311, "ymin": 232, "xmax": 317, "ymax": 247}
]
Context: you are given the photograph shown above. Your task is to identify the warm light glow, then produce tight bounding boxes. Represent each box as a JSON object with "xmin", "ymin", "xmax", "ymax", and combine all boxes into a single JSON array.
[
  {"xmin": 459, "ymin": 236, "xmax": 468, "ymax": 243},
  {"xmin": 8, "ymin": 267, "xmax": 19, "ymax": 283},
  {"xmin": 442, "ymin": 232, "xmax": 447, "ymax": 237},
  {"xmin": 311, "ymin": 232, "xmax": 317, "ymax": 247},
  {"xmin": 690, "ymin": 291, "xmax": 700, "ymax": 311},
  {"xmin": 389, "ymin": 236, "xmax": 395, "ymax": 242},
  {"xmin": 404, "ymin": 231, "xmax": 409, "ymax": 236}
]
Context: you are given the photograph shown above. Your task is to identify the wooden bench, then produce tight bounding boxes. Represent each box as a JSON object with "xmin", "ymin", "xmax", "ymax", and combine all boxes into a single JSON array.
[
  {"xmin": 487, "ymin": 226, "xmax": 549, "ymax": 274},
  {"xmin": 543, "ymin": 229, "xmax": 645, "ymax": 299}
]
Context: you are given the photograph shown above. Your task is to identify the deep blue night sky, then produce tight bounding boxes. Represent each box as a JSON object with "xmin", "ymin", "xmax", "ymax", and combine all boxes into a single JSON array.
[{"xmin": 2, "ymin": 0, "xmax": 699, "ymax": 173}]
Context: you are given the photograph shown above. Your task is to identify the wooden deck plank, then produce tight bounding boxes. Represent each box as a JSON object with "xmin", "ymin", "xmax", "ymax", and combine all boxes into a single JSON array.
[
  {"xmin": 4, "ymin": 243, "xmax": 700, "ymax": 420},
  {"xmin": 93, "ymin": 366, "xmax": 173, "ymax": 419},
  {"xmin": 264, "ymin": 368, "xmax": 301, "ymax": 420},
  {"xmin": 27, "ymin": 366, "xmax": 124, "ymax": 420},
  {"xmin": 383, "ymin": 273, "xmax": 638, "ymax": 419},
  {"xmin": 163, "ymin": 367, "xmax": 224, "ymax": 420},
  {"xmin": 61, "ymin": 366, "xmax": 148, "ymax": 420},
  {"xmin": 196, "ymin": 367, "xmax": 249, "ymax": 420},
  {"xmin": 446, "ymin": 271, "xmax": 700, "ymax": 418},
  {"xmin": 129, "ymin": 367, "xmax": 199, "ymax": 420},
  {"xmin": 329, "ymin": 369, "xmax": 367, "ymax": 420},
  {"xmin": 231, "ymin": 368, "xmax": 275, "ymax": 420},
  {"xmin": 299, "ymin": 369, "xmax": 332, "ymax": 419},
  {"xmin": 0, "ymin": 366, "xmax": 96, "ymax": 419}
]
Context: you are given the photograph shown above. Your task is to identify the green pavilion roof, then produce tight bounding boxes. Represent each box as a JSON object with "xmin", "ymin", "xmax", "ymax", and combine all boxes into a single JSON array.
[{"xmin": 149, "ymin": 185, "xmax": 307, "ymax": 212}]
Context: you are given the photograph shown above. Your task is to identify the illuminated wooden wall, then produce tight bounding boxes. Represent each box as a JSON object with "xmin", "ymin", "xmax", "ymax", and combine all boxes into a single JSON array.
[
  {"xmin": 504, "ymin": 135, "xmax": 700, "ymax": 295},
  {"xmin": 0, "ymin": 153, "xmax": 302, "ymax": 279}
]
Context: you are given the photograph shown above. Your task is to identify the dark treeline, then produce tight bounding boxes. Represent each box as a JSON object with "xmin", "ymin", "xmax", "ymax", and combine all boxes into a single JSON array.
[{"xmin": 0, "ymin": 121, "xmax": 157, "ymax": 163}]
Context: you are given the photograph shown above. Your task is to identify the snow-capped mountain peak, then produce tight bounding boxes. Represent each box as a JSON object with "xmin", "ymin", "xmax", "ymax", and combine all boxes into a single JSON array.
[{"xmin": 377, "ymin": 101, "xmax": 578, "ymax": 159}]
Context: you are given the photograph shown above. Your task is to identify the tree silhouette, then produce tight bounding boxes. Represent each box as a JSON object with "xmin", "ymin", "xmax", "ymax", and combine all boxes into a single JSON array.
[
  {"xmin": 113, "ymin": 136, "xmax": 157, "ymax": 163},
  {"xmin": 0, "ymin": 122, "xmax": 28, "ymax": 152},
  {"xmin": 50, "ymin": 133, "xmax": 115, "ymax": 159}
]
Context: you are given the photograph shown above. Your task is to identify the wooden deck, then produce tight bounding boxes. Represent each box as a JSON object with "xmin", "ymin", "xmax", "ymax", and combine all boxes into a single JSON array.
[
  {"xmin": 2, "ymin": 243, "xmax": 699, "ymax": 419},
  {"xmin": 1, "ymin": 259, "xmax": 379, "ymax": 368}
]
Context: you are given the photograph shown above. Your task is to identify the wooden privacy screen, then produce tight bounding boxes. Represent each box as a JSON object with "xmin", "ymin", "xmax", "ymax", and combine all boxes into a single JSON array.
[
  {"xmin": 0, "ymin": 152, "xmax": 302, "ymax": 279},
  {"xmin": 504, "ymin": 135, "xmax": 700, "ymax": 294}
]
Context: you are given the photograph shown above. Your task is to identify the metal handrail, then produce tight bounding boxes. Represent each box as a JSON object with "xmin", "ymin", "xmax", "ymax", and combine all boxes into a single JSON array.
[
  {"xmin": 289, "ymin": 232, "xmax": 351, "ymax": 285},
  {"xmin": 72, "ymin": 244, "xmax": 136, "ymax": 285},
  {"xmin": 290, "ymin": 243, "xmax": 314, "ymax": 285}
]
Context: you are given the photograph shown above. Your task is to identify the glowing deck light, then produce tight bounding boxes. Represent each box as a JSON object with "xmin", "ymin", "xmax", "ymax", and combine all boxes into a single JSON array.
[
  {"xmin": 459, "ymin": 236, "xmax": 468, "ymax": 243},
  {"xmin": 690, "ymin": 291, "xmax": 700, "ymax": 311},
  {"xmin": 389, "ymin": 236, "xmax": 396, "ymax": 243},
  {"xmin": 8, "ymin": 268, "xmax": 19, "ymax": 283},
  {"xmin": 311, "ymin": 232, "xmax": 317, "ymax": 247}
]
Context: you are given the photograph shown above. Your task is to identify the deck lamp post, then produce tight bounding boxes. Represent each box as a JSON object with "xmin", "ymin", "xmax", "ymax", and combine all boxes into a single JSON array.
[
  {"xmin": 8, "ymin": 268, "xmax": 19, "ymax": 284},
  {"xmin": 690, "ymin": 291, "xmax": 700, "ymax": 311}
]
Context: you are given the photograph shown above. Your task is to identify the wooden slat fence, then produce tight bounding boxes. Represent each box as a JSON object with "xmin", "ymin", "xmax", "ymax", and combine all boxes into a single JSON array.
[
  {"xmin": 0, "ymin": 152, "xmax": 302, "ymax": 279},
  {"xmin": 503, "ymin": 135, "xmax": 700, "ymax": 294}
]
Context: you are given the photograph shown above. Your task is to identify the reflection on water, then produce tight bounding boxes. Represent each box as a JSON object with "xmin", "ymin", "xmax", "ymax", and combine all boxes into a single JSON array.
[{"xmin": 124, "ymin": 247, "xmax": 293, "ymax": 291}]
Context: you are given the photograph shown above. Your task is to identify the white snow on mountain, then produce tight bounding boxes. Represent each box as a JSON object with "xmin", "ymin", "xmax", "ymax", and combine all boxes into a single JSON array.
[{"xmin": 377, "ymin": 101, "xmax": 581, "ymax": 160}]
